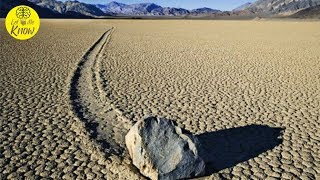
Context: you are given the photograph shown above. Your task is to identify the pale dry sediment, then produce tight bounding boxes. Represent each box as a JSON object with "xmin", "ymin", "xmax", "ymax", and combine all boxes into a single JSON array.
[
  {"xmin": 0, "ymin": 19, "xmax": 141, "ymax": 179},
  {"xmin": 0, "ymin": 19, "xmax": 319, "ymax": 179},
  {"xmin": 100, "ymin": 20, "xmax": 320, "ymax": 179}
]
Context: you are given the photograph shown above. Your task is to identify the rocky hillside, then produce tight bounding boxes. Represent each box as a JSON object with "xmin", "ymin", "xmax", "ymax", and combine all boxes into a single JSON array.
[
  {"xmin": 190, "ymin": 8, "xmax": 221, "ymax": 15},
  {"xmin": 0, "ymin": 0, "xmax": 91, "ymax": 18},
  {"xmin": 96, "ymin": 1, "xmax": 221, "ymax": 16},
  {"xmin": 103, "ymin": 2, "xmax": 164, "ymax": 15},
  {"xmin": 291, "ymin": 5, "xmax": 320, "ymax": 18},
  {"xmin": 236, "ymin": 0, "xmax": 320, "ymax": 15},
  {"xmin": 97, "ymin": 1, "xmax": 186, "ymax": 16},
  {"xmin": 233, "ymin": 3, "xmax": 252, "ymax": 12},
  {"xmin": 161, "ymin": 7, "xmax": 189, "ymax": 16},
  {"xmin": 28, "ymin": 0, "xmax": 109, "ymax": 17}
]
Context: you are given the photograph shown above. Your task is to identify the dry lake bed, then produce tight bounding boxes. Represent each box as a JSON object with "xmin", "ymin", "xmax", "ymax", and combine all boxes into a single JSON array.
[{"xmin": 0, "ymin": 19, "xmax": 319, "ymax": 179}]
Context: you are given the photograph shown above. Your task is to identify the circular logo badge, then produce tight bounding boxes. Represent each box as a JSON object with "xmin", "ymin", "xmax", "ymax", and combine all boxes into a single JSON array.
[{"xmin": 5, "ymin": 5, "xmax": 40, "ymax": 40}]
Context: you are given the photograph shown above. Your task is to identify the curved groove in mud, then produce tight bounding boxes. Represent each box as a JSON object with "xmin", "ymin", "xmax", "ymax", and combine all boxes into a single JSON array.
[{"xmin": 69, "ymin": 27, "xmax": 132, "ymax": 157}]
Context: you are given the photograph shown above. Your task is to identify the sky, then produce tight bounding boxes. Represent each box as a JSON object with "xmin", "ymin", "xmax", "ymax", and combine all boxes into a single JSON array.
[{"xmin": 69, "ymin": 0, "xmax": 255, "ymax": 11}]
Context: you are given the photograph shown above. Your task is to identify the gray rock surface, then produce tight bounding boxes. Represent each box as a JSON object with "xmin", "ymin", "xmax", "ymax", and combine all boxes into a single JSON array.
[{"xmin": 125, "ymin": 117, "xmax": 205, "ymax": 180}]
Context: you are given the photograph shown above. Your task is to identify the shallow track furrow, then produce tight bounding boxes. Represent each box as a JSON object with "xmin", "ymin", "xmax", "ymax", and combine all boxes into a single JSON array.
[{"xmin": 69, "ymin": 27, "xmax": 132, "ymax": 157}]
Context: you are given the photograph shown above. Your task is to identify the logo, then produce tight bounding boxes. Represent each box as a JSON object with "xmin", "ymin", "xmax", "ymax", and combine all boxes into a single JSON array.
[{"xmin": 5, "ymin": 5, "xmax": 40, "ymax": 40}]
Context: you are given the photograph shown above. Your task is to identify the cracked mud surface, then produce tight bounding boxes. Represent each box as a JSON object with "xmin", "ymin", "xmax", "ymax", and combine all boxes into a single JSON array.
[
  {"xmin": 0, "ymin": 20, "xmax": 139, "ymax": 179},
  {"xmin": 1, "ymin": 19, "xmax": 320, "ymax": 179},
  {"xmin": 101, "ymin": 20, "xmax": 320, "ymax": 179}
]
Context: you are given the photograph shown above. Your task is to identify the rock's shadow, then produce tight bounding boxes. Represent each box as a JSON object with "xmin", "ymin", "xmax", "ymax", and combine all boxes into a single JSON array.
[{"xmin": 196, "ymin": 125, "xmax": 284, "ymax": 175}]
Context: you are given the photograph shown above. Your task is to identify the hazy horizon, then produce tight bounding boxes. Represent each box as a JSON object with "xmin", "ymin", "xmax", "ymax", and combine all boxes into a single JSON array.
[{"xmin": 60, "ymin": 0, "xmax": 255, "ymax": 11}]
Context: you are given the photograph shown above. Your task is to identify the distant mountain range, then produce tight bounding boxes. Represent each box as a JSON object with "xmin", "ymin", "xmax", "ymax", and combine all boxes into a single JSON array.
[
  {"xmin": 0, "ymin": 0, "xmax": 93, "ymax": 18},
  {"xmin": 95, "ymin": 1, "xmax": 221, "ymax": 16},
  {"xmin": 28, "ymin": 0, "xmax": 112, "ymax": 17},
  {"xmin": 1, "ymin": 0, "xmax": 319, "ymax": 18}
]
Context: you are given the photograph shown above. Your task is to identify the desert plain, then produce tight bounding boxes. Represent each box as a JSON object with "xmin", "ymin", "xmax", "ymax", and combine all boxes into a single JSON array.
[{"xmin": 0, "ymin": 19, "xmax": 319, "ymax": 179}]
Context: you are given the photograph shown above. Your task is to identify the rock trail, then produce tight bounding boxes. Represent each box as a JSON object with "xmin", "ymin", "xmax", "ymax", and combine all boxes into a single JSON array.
[{"xmin": 69, "ymin": 27, "xmax": 133, "ymax": 157}]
